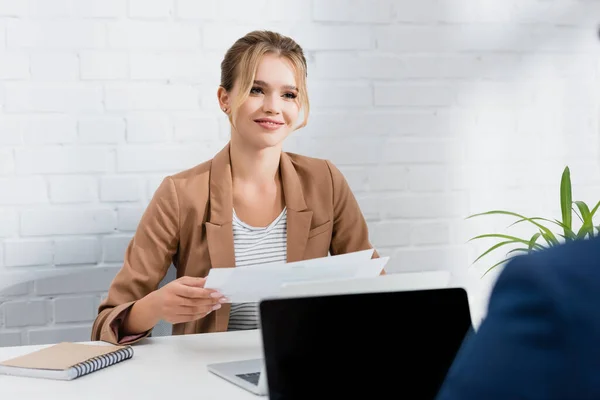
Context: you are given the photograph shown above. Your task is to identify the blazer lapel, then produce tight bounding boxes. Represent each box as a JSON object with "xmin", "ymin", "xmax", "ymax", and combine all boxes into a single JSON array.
[
  {"xmin": 205, "ymin": 143, "xmax": 235, "ymax": 270},
  {"xmin": 204, "ymin": 145, "xmax": 313, "ymax": 266},
  {"xmin": 280, "ymin": 152, "xmax": 312, "ymax": 262}
]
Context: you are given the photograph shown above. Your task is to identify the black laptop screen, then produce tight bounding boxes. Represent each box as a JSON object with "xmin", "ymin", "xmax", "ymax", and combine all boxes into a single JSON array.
[{"xmin": 259, "ymin": 287, "xmax": 472, "ymax": 400}]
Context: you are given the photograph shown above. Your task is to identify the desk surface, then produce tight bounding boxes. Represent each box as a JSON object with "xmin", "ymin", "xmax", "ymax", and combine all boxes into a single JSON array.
[{"xmin": 0, "ymin": 330, "xmax": 264, "ymax": 400}]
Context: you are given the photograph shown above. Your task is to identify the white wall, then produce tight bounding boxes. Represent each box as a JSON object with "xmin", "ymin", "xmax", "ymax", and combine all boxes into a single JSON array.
[{"xmin": 0, "ymin": 0, "xmax": 599, "ymax": 346}]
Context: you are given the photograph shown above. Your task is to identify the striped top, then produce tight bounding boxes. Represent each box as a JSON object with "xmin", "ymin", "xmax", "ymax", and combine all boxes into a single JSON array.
[{"xmin": 227, "ymin": 207, "xmax": 288, "ymax": 331}]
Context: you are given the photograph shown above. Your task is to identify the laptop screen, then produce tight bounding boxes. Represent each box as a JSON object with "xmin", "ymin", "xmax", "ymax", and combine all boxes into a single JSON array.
[{"xmin": 259, "ymin": 287, "xmax": 472, "ymax": 400}]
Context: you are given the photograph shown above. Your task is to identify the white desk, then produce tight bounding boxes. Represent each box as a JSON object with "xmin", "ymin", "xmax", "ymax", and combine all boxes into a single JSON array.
[{"xmin": 0, "ymin": 330, "xmax": 264, "ymax": 400}]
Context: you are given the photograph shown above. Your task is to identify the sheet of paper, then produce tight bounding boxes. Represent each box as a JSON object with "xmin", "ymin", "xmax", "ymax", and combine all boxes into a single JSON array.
[{"xmin": 205, "ymin": 251, "xmax": 388, "ymax": 303}]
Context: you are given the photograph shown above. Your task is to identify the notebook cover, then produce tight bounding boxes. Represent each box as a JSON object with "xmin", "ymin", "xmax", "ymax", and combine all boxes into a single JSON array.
[{"xmin": 0, "ymin": 342, "xmax": 130, "ymax": 371}]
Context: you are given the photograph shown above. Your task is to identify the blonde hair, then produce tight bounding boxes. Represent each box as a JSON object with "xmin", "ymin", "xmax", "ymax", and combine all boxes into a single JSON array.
[{"xmin": 220, "ymin": 30, "xmax": 309, "ymax": 130}]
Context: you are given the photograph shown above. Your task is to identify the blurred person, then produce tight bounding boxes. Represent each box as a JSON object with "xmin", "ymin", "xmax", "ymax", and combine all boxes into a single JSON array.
[
  {"xmin": 436, "ymin": 235, "xmax": 600, "ymax": 400},
  {"xmin": 91, "ymin": 30, "xmax": 379, "ymax": 345}
]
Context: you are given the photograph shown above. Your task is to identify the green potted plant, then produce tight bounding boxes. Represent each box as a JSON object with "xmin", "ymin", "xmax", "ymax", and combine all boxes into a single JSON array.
[{"xmin": 468, "ymin": 166, "xmax": 600, "ymax": 277}]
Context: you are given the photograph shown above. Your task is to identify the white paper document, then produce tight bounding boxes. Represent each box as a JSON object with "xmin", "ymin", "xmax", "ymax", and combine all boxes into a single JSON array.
[{"xmin": 204, "ymin": 249, "xmax": 389, "ymax": 303}]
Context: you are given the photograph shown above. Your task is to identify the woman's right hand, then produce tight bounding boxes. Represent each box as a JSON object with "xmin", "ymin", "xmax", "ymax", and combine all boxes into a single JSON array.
[{"xmin": 149, "ymin": 276, "xmax": 227, "ymax": 325}]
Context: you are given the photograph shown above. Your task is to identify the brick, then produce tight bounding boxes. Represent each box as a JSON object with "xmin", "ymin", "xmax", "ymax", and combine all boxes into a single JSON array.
[
  {"xmin": 103, "ymin": 235, "xmax": 133, "ymax": 263},
  {"xmin": 107, "ymin": 21, "xmax": 200, "ymax": 49},
  {"xmin": 291, "ymin": 26, "xmax": 372, "ymax": 51},
  {"xmin": 117, "ymin": 206, "xmax": 144, "ymax": 231},
  {"xmin": 175, "ymin": 0, "xmax": 217, "ymax": 20},
  {"xmin": 0, "ymin": 177, "xmax": 48, "ymax": 205},
  {"xmin": 4, "ymin": 239, "xmax": 53, "ymax": 267},
  {"xmin": 21, "ymin": 208, "xmax": 116, "ymax": 236},
  {"xmin": 26, "ymin": 0, "xmax": 74, "ymax": 17},
  {"xmin": 1, "ymin": 115, "xmax": 77, "ymax": 145},
  {"xmin": 54, "ymin": 238, "xmax": 100, "ymax": 266},
  {"xmin": 313, "ymin": 0, "xmax": 394, "ymax": 23},
  {"xmin": 129, "ymin": 0, "xmax": 173, "ymax": 18},
  {"xmin": 53, "ymin": 296, "xmax": 97, "ymax": 323},
  {"xmin": 74, "ymin": 0, "xmax": 126, "ymax": 18},
  {"xmin": 373, "ymin": 83, "xmax": 456, "ymax": 107},
  {"xmin": 358, "ymin": 193, "xmax": 468, "ymax": 221},
  {"xmin": 23, "ymin": 118, "xmax": 77, "ymax": 145},
  {"xmin": 48, "ymin": 176, "xmax": 98, "ymax": 203},
  {"xmin": 266, "ymin": 0, "xmax": 311, "ymax": 21},
  {"xmin": 381, "ymin": 140, "xmax": 462, "ymax": 164},
  {"xmin": 408, "ymin": 166, "xmax": 450, "ymax": 192},
  {"xmin": 310, "ymin": 53, "xmax": 363, "ymax": 80},
  {"xmin": 369, "ymin": 222, "xmax": 410, "ymax": 248},
  {"xmin": 0, "ymin": 282, "xmax": 31, "ymax": 298},
  {"xmin": 410, "ymin": 223, "xmax": 451, "ymax": 246},
  {"xmin": 173, "ymin": 116, "xmax": 219, "ymax": 142},
  {"xmin": 0, "ymin": 156, "xmax": 13, "ymax": 180},
  {"xmin": 130, "ymin": 53, "xmax": 210, "ymax": 83},
  {"xmin": 215, "ymin": 0, "xmax": 269, "ymax": 20},
  {"xmin": 289, "ymin": 138, "xmax": 380, "ymax": 166},
  {"xmin": 309, "ymin": 82, "xmax": 372, "ymax": 108},
  {"xmin": 5, "ymin": 83, "xmax": 103, "ymax": 113},
  {"xmin": 78, "ymin": 117, "xmax": 126, "ymax": 144},
  {"xmin": 117, "ymin": 144, "xmax": 215, "ymax": 172},
  {"xmin": 369, "ymin": 166, "xmax": 408, "ymax": 192},
  {"xmin": 0, "ymin": 209, "xmax": 18, "ymax": 238},
  {"xmin": 385, "ymin": 247, "xmax": 469, "ymax": 274},
  {"xmin": 34, "ymin": 266, "xmax": 120, "ymax": 295},
  {"xmin": 457, "ymin": 82, "xmax": 535, "ymax": 108},
  {"xmin": 105, "ymin": 84, "xmax": 199, "ymax": 111},
  {"xmin": 363, "ymin": 55, "xmax": 478, "ymax": 80},
  {"xmin": 0, "ymin": 332, "xmax": 21, "ymax": 347},
  {"xmin": 80, "ymin": 51, "xmax": 128, "ymax": 80},
  {"xmin": 7, "ymin": 20, "xmax": 106, "ymax": 49},
  {"xmin": 202, "ymin": 24, "xmax": 291, "ymax": 50},
  {"xmin": 437, "ymin": 0, "xmax": 513, "ymax": 23},
  {"xmin": 0, "ymin": 52, "xmax": 29, "ymax": 79},
  {"xmin": 100, "ymin": 177, "xmax": 142, "ymax": 202},
  {"xmin": 28, "ymin": 325, "xmax": 92, "ymax": 346},
  {"xmin": 0, "ymin": 0, "xmax": 28, "ymax": 16},
  {"xmin": 375, "ymin": 25, "xmax": 534, "ymax": 53},
  {"xmin": 126, "ymin": 115, "xmax": 171, "ymax": 142},
  {"xmin": 4, "ymin": 300, "xmax": 49, "ymax": 327},
  {"xmin": 30, "ymin": 53, "xmax": 79, "ymax": 81},
  {"xmin": 15, "ymin": 147, "xmax": 113, "ymax": 174},
  {"xmin": 0, "ymin": 117, "xmax": 24, "ymax": 145}
]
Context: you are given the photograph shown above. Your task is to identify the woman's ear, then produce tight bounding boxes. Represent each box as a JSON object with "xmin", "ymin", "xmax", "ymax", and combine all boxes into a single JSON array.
[{"xmin": 217, "ymin": 86, "xmax": 230, "ymax": 113}]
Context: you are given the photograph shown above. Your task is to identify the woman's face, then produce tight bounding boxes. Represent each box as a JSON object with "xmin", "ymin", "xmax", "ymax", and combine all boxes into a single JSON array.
[{"xmin": 224, "ymin": 53, "xmax": 301, "ymax": 151}]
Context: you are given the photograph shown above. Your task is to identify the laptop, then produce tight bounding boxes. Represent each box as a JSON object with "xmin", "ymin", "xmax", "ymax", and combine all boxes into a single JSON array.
[{"xmin": 208, "ymin": 284, "xmax": 472, "ymax": 398}]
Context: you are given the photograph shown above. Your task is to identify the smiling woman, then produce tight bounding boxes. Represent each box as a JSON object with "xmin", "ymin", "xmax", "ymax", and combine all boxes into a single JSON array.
[{"xmin": 91, "ymin": 30, "xmax": 380, "ymax": 345}]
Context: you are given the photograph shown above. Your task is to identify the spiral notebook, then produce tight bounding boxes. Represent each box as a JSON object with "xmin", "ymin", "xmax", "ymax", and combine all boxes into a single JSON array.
[{"xmin": 0, "ymin": 342, "xmax": 134, "ymax": 380}]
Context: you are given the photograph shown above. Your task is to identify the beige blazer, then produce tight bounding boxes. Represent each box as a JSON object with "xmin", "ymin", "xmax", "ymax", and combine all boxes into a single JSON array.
[{"xmin": 91, "ymin": 143, "xmax": 379, "ymax": 344}]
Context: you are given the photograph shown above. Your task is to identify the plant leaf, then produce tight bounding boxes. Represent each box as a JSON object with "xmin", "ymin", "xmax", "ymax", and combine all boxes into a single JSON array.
[
  {"xmin": 560, "ymin": 166, "xmax": 572, "ymax": 239},
  {"xmin": 528, "ymin": 232, "xmax": 541, "ymax": 252},
  {"xmin": 467, "ymin": 211, "xmax": 559, "ymax": 246},
  {"xmin": 506, "ymin": 248, "xmax": 530, "ymax": 256},
  {"xmin": 590, "ymin": 200, "xmax": 600, "ymax": 218},
  {"xmin": 574, "ymin": 201, "xmax": 594, "ymax": 239},
  {"xmin": 469, "ymin": 233, "xmax": 545, "ymax": 250},
  {"xmin": 471, "ymin": 240, "xmax": 524, "ymax": 265},
  {"xmin": 481, "ymin": 256, "xmax": 519, "ymax": 278}
]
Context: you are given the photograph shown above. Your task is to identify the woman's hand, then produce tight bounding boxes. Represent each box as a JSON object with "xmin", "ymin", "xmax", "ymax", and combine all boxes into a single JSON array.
[{"xmin": 149, "ymin": 276, "xmax": 227, "ymax": 324}]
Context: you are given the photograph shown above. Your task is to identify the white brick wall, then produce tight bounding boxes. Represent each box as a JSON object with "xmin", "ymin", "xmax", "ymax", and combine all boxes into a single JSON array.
[{"xmin": 1, "ymin": 0, "xmax": 599, "ymax": 345}]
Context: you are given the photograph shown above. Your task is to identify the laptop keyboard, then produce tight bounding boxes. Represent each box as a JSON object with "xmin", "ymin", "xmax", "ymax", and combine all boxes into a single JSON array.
[{"xmin": 236, "ymin": 372, "xmax": 260, "ymax": 385}]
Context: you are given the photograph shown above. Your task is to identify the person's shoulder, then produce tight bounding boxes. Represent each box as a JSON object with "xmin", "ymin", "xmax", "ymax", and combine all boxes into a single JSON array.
[
  {"xmin": 505, "ymin": 236, "xmax": 600, "ymax": 278},
  {"xmin": 497, "ymin": 237, "xmax": 600, "ymax": 305},
  {"xmin": 158, "ymin": 158, "xmax": 213, "ymax": 203},
  {"xmin": 169, "ymin": 158, "xmax": 212, "ymax": 182},
  {"xmin": 285, "ymin": 151, "xmax": 330, "ymax": 172}
]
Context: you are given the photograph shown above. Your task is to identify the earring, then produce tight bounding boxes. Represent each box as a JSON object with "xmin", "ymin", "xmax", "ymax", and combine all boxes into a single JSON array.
[{"xmin": 222, "ymin": 107, "xmax": 227, "ymax": 112}]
